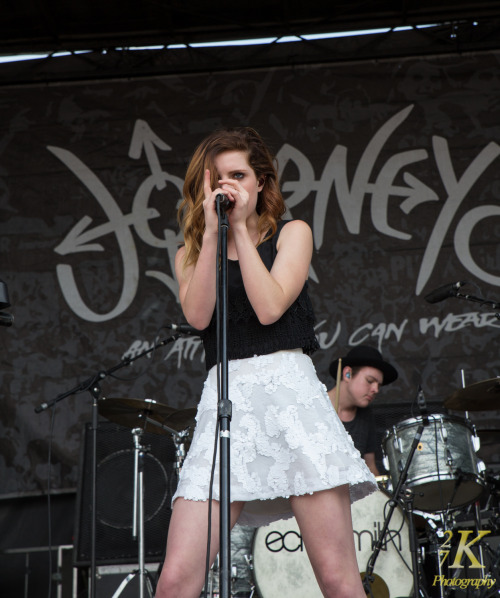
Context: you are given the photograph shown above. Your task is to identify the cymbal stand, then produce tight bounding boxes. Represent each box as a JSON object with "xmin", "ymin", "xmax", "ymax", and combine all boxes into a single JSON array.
[
  {"xmin": 111, "ymin": 427, "xmax": 154, "ymax": 598},
  {"xmin": 363, "ymin": 422, "xmax": 430, "ymax": 598},
  {"xmin": 33, "ymin": 334, "xmax": 180, "ymax": 598}
]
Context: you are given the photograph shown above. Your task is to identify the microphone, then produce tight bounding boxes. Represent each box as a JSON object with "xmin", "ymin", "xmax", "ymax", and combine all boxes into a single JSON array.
[
  {"xmin": 165, "ymin": 322, "xmax": 200, "ymax": 336},
  {"xmin": 216, "ymin": 193, "xmax": 232, "ymax": 212},
  {"xmin": 424, "ymin": 281, "xmax": 467, "ymax": 304},
  {"xmin": 0, "ymin": 311, "xmax": 14, "ymax": 327}
]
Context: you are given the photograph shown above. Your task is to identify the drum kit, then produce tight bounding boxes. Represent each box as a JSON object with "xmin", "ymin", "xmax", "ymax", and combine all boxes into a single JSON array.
[
  {"xmin": 96, "ymin": 377, "xmax": 500, "ymax": 598},
  {"xmin": 373, "ymin": 378, "xmax": 500, "ymax": 598}
]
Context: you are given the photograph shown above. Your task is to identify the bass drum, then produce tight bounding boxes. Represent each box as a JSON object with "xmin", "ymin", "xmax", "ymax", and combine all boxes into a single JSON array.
[{"xmin": 252, "ymin": 490, "xmax": 413, "ymax": 598}]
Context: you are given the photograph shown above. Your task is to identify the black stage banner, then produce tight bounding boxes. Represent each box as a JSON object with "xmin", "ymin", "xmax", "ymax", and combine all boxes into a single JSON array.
[{"xmin": 0, "ymin": 51, "xmax": 499, "ymax": 497}]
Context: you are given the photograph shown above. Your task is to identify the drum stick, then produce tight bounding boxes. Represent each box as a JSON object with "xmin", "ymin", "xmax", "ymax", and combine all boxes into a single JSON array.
[
  {"xmin": 460, "ymin": 369, "xmax": 470, "ymax": 420},
  {"xmin": 335, "ymin": 358, "xmax": 342, "ymax": 413}
]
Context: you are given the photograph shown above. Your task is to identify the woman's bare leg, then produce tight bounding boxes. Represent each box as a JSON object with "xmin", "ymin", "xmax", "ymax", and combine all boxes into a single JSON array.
[
  {"xmin": 291, "ymin": 486, "xmax": 365, "ymax": 598},
  {"xmin": 155, "ymin": 498, "xmax": 245, "ymax": 598}
]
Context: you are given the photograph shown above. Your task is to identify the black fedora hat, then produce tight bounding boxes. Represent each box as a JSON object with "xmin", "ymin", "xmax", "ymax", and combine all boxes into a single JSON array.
[{"xmin": 329, "ymin": 345, "xmax": 398, "ymax": 386}]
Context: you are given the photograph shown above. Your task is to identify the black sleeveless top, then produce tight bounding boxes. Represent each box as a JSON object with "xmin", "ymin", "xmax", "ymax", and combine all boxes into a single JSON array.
[{"xmin": 200, "ymin": 220, "xmax": 319, "ymax": 370}]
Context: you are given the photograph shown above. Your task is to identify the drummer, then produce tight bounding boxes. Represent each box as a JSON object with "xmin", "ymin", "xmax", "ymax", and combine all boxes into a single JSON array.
[{"xmin": 327, "ymin": 345, "xmax": 398, "ymax": 476}]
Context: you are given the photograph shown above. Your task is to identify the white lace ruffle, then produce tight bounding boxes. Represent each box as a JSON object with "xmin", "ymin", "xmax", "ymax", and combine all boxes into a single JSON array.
[{"xmin": 173, "ymin": 349, "xmax": 377, "ymax": 527}]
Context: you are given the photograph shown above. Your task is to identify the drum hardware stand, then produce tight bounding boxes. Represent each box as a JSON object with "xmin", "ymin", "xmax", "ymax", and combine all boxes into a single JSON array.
[
  {"xmin": 33, "ymin": 334, "xmax": 180, "ymax": 598},
  {"xmin": 243, "ymin": 555, "xmax": 257, "ymax": 598},
  {"xmin": 478, "ymin": 541, "xmax": 500, "ymax": 598},
  {"xmin": 425, "ymin": 519, "xmax": 447, "ymax": 598},
  {"xmin": 472, "ymin": 499, "xmax": 487, "ymax": 581},
  {"xmin": 205, "ymin": 558, "xmax": 257, "ymax": 598},
  {"xmin": 402, "ymin": 488, "xmax": 431, "ymax": 598},
  {"xmin": 207, "ymin": 557, "xmax": 216, "ymax": 598},
  {"xmin": 423, "ymin": 494, "xmax": 492, "ymax": 598},
  {"xmin": 142, "ymin": 416, "xmax": 190, "ymax": 476},
  {"xmin": 205, "ymin": 554, "xmax": 232, "ymax": 598},
  {"xmin": 363, "ymin": 422, "xmax": 431, "ymax": 598},
  {"xmin": 111, "ymin": 427, "xmax": 155, "ymax": 598},
  {"xmin": 171, "ymin": 428, "xmax": 189, "ymax": 476}
]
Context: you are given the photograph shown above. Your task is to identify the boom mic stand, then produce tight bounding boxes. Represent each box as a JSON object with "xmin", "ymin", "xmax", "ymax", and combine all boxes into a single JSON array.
[
  {"xmin": 34, "ymin": 334, "xmax": 180, "ymax": 598},
  {"xmin": 363, "ymin": 421, "xmax": 430, "ymax": 598},
  {"xmin": 216, "ymin": 193, "xmax": 232, "ymax": 598},
  {"xmin": 454, "ymin": 287, "xmax": 500, "ymax": 321}
]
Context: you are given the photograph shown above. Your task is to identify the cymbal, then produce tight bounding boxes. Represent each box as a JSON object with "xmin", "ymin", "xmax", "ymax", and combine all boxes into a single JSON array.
[
  {"xmin": 164, "ymin": 407, "xmax": 197, "ymax": 432},
  {"xmin": 444, "ymin": 378, "xmax": 500, "ymax": 411},
  {"xmin": 98, "ymin": 397, "xmax": 196, "ymax": 434}
]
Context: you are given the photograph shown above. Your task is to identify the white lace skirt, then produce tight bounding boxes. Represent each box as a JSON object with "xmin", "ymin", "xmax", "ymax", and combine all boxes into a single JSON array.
[{"xmin": 173, "ymin": 349, "xmax": 377, "ymax": 527}]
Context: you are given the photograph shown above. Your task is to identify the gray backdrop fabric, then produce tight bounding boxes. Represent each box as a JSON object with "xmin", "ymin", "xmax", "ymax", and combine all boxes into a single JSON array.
[{"xmin": 1, "ymin": 51, "xmax": 499, "ymax": 497}]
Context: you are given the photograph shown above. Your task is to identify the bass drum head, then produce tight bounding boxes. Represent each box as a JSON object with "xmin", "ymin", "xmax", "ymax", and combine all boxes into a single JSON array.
[
  {"xmin": 252, "ymin": 516, "xmax": 323, "ymax": 598},
  {"xmin": 253, "ymin": 490, "xmax": 413, "ymax": 598}
]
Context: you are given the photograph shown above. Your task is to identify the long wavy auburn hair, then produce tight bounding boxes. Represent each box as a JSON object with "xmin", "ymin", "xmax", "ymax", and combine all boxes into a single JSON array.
[{"xmin": 178, "ymin": 127, "xmax": 286, "ymax": 269}]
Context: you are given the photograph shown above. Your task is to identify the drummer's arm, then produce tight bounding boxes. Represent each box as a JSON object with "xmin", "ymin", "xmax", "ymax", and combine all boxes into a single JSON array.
[{"xmin": 363, "ymin": 452, "xmax": 380, "ymax": 477}]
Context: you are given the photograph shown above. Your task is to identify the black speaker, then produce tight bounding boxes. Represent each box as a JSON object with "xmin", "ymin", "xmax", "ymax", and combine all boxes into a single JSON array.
[{"xmin": 74, "ymin": 421, "xmax": 177, "ymax": 567}]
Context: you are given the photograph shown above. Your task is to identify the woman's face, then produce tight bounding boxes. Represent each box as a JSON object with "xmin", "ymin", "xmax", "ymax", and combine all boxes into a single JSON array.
[{"xmin": 213, "ymin": 150, "xmax": 263, "ymax": 213}]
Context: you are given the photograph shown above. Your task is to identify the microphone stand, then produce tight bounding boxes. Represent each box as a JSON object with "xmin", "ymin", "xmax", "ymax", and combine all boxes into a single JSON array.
[
  {"xmin": 455, "ymin": 291, "xmax": 500, "ymax": 320},
  {"xmin": 216, "ymin": 194, "xmax": 232, "ymax": 598},
  {"xmin": 33, "ymin": 334, "xmax": 180, "ymax": 598},
  {"xmin": 363, "ymin": 422, "xmax": 430, "ymax": 598}
]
